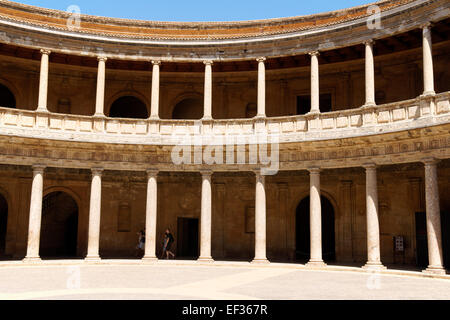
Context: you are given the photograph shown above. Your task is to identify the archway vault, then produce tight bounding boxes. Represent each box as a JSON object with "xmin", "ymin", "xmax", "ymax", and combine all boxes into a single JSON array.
[{"xmin": 295, "ymin": 194, "xmax": 336, "ymax": 263}]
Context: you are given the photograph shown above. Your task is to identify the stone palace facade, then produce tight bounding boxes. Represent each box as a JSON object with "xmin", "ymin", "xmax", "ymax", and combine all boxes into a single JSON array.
[{"xmin": 0, "ymin": 0, "xmax": 449, "ymax": 274}]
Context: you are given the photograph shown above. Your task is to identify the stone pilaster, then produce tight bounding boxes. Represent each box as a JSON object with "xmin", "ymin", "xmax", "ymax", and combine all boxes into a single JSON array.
[
  {"xmin": 94, "ymin": 56, "xmax": 107, "ymax": 116},
  {"xmin": 309, "ymin": 51, "xmax": 320, "ymax": 114},
  {"xmin": 252, "ymin": 170, "xmax": 269, "ymax": 263},
  {"xmin": 423, "ymin": 158, "xmax": 445, "ymax": 275},
  {"xmin": 85, "ymin": 167, "xmax": 103, "ymax": 261},
  {"xmin": 143, "ymin": 169, "xmax": 158, "ymax": 261},
  {"xmin": 198, "ymin": 170, "xmax": 214, "ymax": 262},
  {"xmin": 150, "ymin": 61, "xmax": 161, "ymax": 120},
  {"xmin": 307, "ymin": 168, "xmax": 326, "ymax": 267},
  {"xmin": 363, "ymin": 164, "xmax": 385, "ymax": 270},
  {"xmin": 37, "ymin": 49, "xmax": 51, "ymax": 112},
  {"xmin": 256, "ymin": 57, "xmax": 266, "ymax": 118},
  {"xmin": 23, "ymin": 164, "xmax": 46, "ymax": 263}
]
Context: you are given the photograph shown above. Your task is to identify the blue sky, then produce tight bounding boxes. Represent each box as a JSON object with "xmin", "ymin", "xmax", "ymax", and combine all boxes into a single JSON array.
[{"xmin": 16, "ymin": 0, "xmax": 372, "ymax": 22}]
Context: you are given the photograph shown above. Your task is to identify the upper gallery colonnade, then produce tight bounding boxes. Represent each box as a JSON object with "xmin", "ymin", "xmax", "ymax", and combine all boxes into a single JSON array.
[{"xmin": 31, "ymin": 24, "xmax": 438, "ymax": 121}]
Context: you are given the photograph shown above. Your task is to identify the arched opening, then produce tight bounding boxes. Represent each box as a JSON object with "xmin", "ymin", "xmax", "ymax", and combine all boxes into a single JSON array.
[
  {"xmin": 39, "ymin": 192, "xmax": 79, "ymax": 258},
  {"xmin": 172, "ymin": 97, "xmax": 203, "ymax": 120},
  {"xmin": 296, "ymin": 196, "xmax": 336, "ymax": 263},
  {"xmin": 0, "ymin": 194, "xmax": 8, "ymax": 257},
  {"xmin": 0, "ymin": 84, "xmax": 16, "ymax": 108},
  {"xmin": 245, "ymin": 103, "xmax": 257, "ymax": 118},
  {"xmin": 109, "ymin": 96, "xmax": 148, "ymax": 119}
]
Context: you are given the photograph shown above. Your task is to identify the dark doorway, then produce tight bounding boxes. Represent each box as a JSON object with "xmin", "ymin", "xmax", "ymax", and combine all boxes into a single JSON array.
[
  {"xmin": 415, "ymin": 212, "xmax": 428, "ymax": 268},
  {"xmin": 0, "ymin": 194, "xmax": 7, "ymax": 256},
  {"xmin": 40, "ymin": 192, "xmax": 79, "ymax": 258},
  {"xmin": 297, "ymin": 94, "xmax": 332, "ymax": 115},
  {"xmin": 177, "ymin": 218, "xmax": 199, "ymax": 259},
  {"xmin": 109, "ymin": 96, "xmax": 148, "ymax": 119},
  {"xmin": 172, "ymin": 98, "xmax": 203, "ymax": 120},
  {"xmin": 296, "ymin": 196, "xmax": 336, "ymax": 262},
  {"xmin": 440, "ymin": 211, "xmax": 450, "ymax": 269},
  {"xmin": 0, "ymin": 84, "xmax": 16, "ymax": 108}
]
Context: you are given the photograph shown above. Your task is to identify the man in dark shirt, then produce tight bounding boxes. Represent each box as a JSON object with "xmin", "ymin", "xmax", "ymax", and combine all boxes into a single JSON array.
[{"xmin": 163, "ymin": 229, "xmax": 175, "ymax": 260}]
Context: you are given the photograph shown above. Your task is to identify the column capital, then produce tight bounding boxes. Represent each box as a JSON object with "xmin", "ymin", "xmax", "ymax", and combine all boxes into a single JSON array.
[
  {"xmin": 97, "ymin": 56, "xmax": 108, "ymax": 62},
  {"xmin": 200, "ymin": 169, "xmax": 213, "ymax": 178},
  {"xmin": 363, "ymin": 163, "xmax": 377, "ymax": 170},
  {"xmin": 146, "ymin": 169, "xmax": 159, "ymax": 178},
  {"xmin": 40, "ymin": 49, "xmax": 51, "ymax": 55},
  {"xmin": 151, "ymin": 60, "xmax": 162, "ymax": 66},
  {"xmin": 91, "ymin": 167, "xmax": 104, "ymax": 176},
  {"xmin": 422, "ymin": 157, "xmax": 440, "ymax": 166},
  {"xmin": 308, "ymin": 51, "xmax": 320, "ymax": 57},
  {"xmin": 256, "ymin": 57, "xmax": 266, "ymax": 63},
  {"xmin": 363, "ymin": 39, "xmax": 374, "ymax": 46},
  {"xmin": 203, "ymin": 60, "xmax": 214, "ymax": 66},
  {"xmin": 308, "ymin": 167, "xmax": 321, "ymax": 175},
  {"xmin": 421, "ymin": 22, "xmax": 432, "ymax": 30},
  {"xmin": 32, "ymin": 164, "xmax": 46, "ymax": 174}
]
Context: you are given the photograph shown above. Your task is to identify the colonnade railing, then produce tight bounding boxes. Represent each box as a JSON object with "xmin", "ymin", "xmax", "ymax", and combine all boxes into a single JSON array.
[{"xmin": 0, "ymin": 92, "xmax": 449, "ymax": 145}]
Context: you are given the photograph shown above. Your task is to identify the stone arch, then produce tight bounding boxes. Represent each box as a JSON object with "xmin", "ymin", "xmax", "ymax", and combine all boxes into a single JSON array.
[
  {"xmin": 40, "ymin": 188, "xmax": 80, "ymax": 258},
  {"xmin": 107, "ymin": 91, "xmax": 149, "ymax": 119},
  {"xmin": 170, "ymin": 92, "xmax": 203, "ymax": 120},
  {"xmin": 0, "ymin": 81, "xmax": 17, "ymax": 109},
  {"xmin": 0, "ymin": 189, "xmax": 9, "ymax": 257},
  {"xmin": 292, "ymin": 189, "xmax": 338, "ymax": 263}
]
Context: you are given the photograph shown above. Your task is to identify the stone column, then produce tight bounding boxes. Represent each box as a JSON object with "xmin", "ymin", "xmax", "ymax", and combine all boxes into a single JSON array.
[
  {"xmin": 309, "ymin": 51, "xmax": 320, "ymax": 114},
  {"xmin": 252, "ymin": 170, "xmax": 269, "ymax": 263},
  {"xmin": 143, "ymin": 170, "xmax": 158, "ymax": 261},
  {"xmin": 422, "ymin": 23, "xmax": 435, "ymax": 96},
  {"xmin": 150, "ymin": 61, "xmax": 161, "ymax": 119},
  {"xmin": 363, "ymin": 164, "xmax": 385, "ymax": 270},
  {"xmin": 85, "ymin": 168, "xmax": 104, "ymax": 261},
  {"xmin": 307, "ymin": 168, "xmax": 326, "ymax": 267},
  {"xmin": 23, "ymin": 165, "xmax": 46, "ymax": 262},
  {"xmin": 364, "ymin": 40, "xmax": 376, "ymax": 107},
  {"xmin": 423, "ymin": 158, "xmax": 445, "ymax": 274},
  {"xmin": 37, "ymin": 50, "xmax": 51, "ymax": 112},
  {"xmin": 94, "ymin": 56, "xmax": 107, "ymax": 116},
  {"xmin": 203, "ymin": 61, "xmax": 213, "ymax": 120},
  {"xmin": 256, "ymin": 57, "xmax": 266, "ymax": 118},
  {"xmin": 199, "ymin": 170, "xmax": 214, "ymax": 262}
]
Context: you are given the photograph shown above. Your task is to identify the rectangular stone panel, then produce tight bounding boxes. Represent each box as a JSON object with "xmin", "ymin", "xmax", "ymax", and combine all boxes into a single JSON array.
[
  {"xmin": 350, "ymin": 114, "xmax": 362, "ymax": 127},
  {"xmin": 106, "ymin": 121, "xmax": 119, "ymax": 133},
  {"xmin": 408, "ymin": 105, "xmax": 420, "ymax": 119},
  {"xmin": 295, "ymin": 119, "xmax": 307, "ymax": 131},
  {"xmin": 281, "ymin": 121, "xmax": 294, "ymax": 132},
  {"xmin": 64, "ymin": 119, "xmax": 77, "ymax": 131},
  {"xmin": 336, "ymin": 116, "xmax": 348, "ymax": 128},
  {"xmin": 79, "ymin": 120, "xmax": 92, "ymax": 132},
  {"xmin": 20, "ymin": 115, "xmax": 35, "ymax": 127},
  {"xmin": 436, "ymin": 100, "xmax": 450, "ymax": 114},
  {"xmin": 322, "ymin": 118, "xmax": 335, "ymax": 130},
  {"xmin": 49, "ymin": 117, "xmax": 63, "ymax": 130},
  {"xmin": 377, "ymin": 111, "xmax": 390, "ymax": 124},
  {"xmin": 4, "ymin": 113, "xmax": 18, "ymax": 126},
  {"xmin": 135, "ymin": 123, "xmax": 148, "ymax": 135},
  {"xmin": 392, "ymin": 108, "xmax": 406, "ymax": 121},
  {"xmin": 121, "ymin": 123, "xmax": 134, "ymax": 134}
]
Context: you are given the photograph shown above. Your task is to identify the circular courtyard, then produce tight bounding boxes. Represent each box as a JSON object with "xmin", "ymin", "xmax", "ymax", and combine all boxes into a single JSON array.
[{"xmin": 0, "ymin": 261, "xmax": 449, "ymax": 300}]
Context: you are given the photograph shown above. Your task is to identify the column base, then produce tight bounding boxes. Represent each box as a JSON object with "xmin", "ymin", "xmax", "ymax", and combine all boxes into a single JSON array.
[
  {"xmin": 23, "ymin": 257, "xmax": 41, "ymax": 263},
  {"xmin": 362, "ymin": 262, "xmax": 387, "ymax": 271},
  {"xmin": 251, "ymin": 258, "xmax": 270, "ymax": 264},
  {"xmin": 142, "ymin": 256, "xmax": 158, "ymax": 263},
  {"xmin": 306, "ymin": 110, "xmax": 320, "ymax": 116},
  {"xmin": 306, "ymin": 260, "xmax": 327, "ymax": 268},
  {"xmin": 197, "ymin": 257, "xmax": 214, "ymax": 263},
  {"xmin": 254, "ymin": 114, "xmax": 266, "ymax": 119},
  {"xmin": 421, "ymin": 91, "xmax": 436, "ymax": 98},
  {"xmin": 423, "ymin": 266, "xmax": 447, "ymax": 275},
  {"xmin": 84, "ymin": 256, "xmax": 101, "ymax": 262},
  {"xmin": 362, "ymin": 102, "xmax": 376, "ymax": 108}
]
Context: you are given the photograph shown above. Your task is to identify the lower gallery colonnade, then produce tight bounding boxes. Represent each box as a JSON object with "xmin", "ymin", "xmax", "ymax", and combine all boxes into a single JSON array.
[{"xmin": 20, "ymin": 159, "xmax": 447, "ymax": 275}]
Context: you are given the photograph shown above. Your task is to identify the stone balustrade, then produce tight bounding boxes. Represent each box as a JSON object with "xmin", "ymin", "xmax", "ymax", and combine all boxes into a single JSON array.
[{"xmin": 0, "ymin": 92, "xmax": 449, "ymax": 146}]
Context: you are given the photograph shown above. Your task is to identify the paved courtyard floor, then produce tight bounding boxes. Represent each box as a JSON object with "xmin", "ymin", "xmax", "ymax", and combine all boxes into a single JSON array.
[{"xmin": 0, "ymin": 261, "xmax": 449, "ymax": 300}]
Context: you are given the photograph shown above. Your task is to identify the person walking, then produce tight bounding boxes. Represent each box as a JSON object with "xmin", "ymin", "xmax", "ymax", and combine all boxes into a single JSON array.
[
  {"xmin": 162, "ymin": 229, "xmax": 175, "ymax": 260},
  {"xmin": 135, "ymin": 230, "xmax": 145, "ymax": 257}
]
